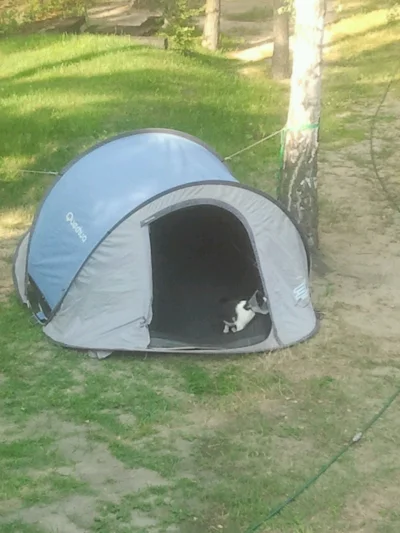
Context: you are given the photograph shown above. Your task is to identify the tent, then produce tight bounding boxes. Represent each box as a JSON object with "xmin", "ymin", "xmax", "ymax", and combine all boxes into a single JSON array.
[{"xmin": 13, "ymin": 129, "xmax": 318, "ymax": 358}]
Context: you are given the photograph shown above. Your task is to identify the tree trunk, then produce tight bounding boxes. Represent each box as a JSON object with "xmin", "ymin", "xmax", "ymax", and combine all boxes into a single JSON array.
[
  {"xmin": 271, "ymin": 0, "xmax": 290, "ymax": 79},
  {"xmin": 277, "ymin": 0, "xmax": 326, "ymax": 252},
  {"xmin": 202, "ymin": 0, "xmax": 221, "ymax": 51}
]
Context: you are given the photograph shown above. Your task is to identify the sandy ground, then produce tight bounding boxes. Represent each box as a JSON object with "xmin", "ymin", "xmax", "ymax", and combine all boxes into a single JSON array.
[{"xmin": 317, "ymin": 95, "xmax": 400, "ymax": 352}]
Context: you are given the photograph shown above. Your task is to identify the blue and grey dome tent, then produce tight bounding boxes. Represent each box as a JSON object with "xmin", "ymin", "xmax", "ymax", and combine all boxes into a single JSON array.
[{"xmin": 13, "ymin": 129, "xmax": 318, "ymax": 358}]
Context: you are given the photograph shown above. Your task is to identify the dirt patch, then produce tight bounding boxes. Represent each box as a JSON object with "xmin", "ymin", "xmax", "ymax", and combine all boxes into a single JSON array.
[
  {"xmin": 0, "ymin": 235, "xmax": 19, "ymax": 302},
  {"xmin": 2, "ymin": 415, "xmax": 169, "ymax": 531},
  {"xmin": 183, "ymin": 406, "xmax": 227, "ymax": 430},
  {"xmin": 0, "ymin": 498, "xmax": 23, "ymax": 515},
  {"xmin": 57, "ymin": 434, "xmax": 168, "ymax": 497},
  {"xmin": 18, "ymin": 495, "xmax": 97, "ymax": 533},
  {"xmin": 317, "ymin": 98, "xmax": 400, "ymax": 353},
  {"xmin": 118, "ymin": 412, "xmax": 137, "ymax": 426},
  {"xmin": 343, "ymin": 485, "xmax": 400, "ymax": 532},
  {"xmin": 268, "ymin": 434, "xmax": 315, "ymax": 464},
  {"xmin": 0, "ymin": 416, "xmax": 19, "ymax": 440},
  {"xmin": 0, "ymin": 209, "xmax": 30, "ymax": 302},
  {"xmin": 130, "ymin": 510, "xmax": 159, "ymax": 528},
  {"xmin": 22, "ymin": 415, "xmax": 168, "ymax": 492}
]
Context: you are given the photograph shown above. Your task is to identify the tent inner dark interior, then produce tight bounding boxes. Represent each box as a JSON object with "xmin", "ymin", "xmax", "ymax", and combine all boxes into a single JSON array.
[{"xmin": 148, "ymin": 204, "xmax": 272, "ymax": 349}]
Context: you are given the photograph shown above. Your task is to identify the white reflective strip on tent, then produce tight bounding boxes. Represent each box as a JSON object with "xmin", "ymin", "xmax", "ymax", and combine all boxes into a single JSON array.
[{"xmin": 13, "ymin": 231, "xmax": 30, "ymax": 305}]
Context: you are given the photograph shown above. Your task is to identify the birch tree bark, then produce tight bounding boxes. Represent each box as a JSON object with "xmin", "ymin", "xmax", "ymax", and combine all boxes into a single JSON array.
[
  {"xmin": 271, "ymin": 0, "xmax": 290, "ymax": 79},
  {"xmin": 202, "ymin": 0, "xmax": 221, "ymax": 51},
  {"xmin": 277, "ymin": 0, "xmax": 326, "ymax": 252}
]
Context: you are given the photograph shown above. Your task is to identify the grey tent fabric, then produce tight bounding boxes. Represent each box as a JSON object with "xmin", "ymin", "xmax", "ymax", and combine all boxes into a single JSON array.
[
  {"xmin": 138, "ymin": 184, "xmax": 316, "ymax": 347},
  {"xmin": 13, "ymin": 230, "xmax": 30, "ymax": 305},
  {"xmin": 88, "ymin": 350, "xmax": 113, "ymax": 360},
  {"xmin": 43, "ymin": 216, "xmax": 153, "ymax": 350},
  {"xmin": 13, "ymin": 129, "xmax": 318, "ymax": 356},
  {"xmin": 41, "ymin": 183, "xmax": 316, "ymax": 352}
]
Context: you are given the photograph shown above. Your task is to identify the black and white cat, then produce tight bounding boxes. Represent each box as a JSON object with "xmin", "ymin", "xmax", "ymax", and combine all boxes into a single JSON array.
[
  {"xmin": 220, "ymin": 291, "xmax": 268, "ymax": 334},
  {"xmin": 222, "ymin": 299, "xmax": 255, "ymax": 334}
]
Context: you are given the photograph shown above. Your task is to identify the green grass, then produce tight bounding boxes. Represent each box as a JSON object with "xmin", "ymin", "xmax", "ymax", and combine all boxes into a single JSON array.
[
  {"xmin": 0, "ymin": 523, "xmax": 48, "ymax": 533},
  {"xmin": 0, "ymin": 429, "xmax": 91, "ymax": 513},
  {"xmin": 1, "ymin": 1, "xmax": 400, "ymax": 531},
  {"xmin": 179, "ymin": 362, "xmax": 243, "ymax": 396},
  {"xmin": 321, "ymin": 3, "xmax": 400, "ymax": 144},
  {"xmin": 0, "ymin": 33, "xmax": 287, "ymax": 210}
]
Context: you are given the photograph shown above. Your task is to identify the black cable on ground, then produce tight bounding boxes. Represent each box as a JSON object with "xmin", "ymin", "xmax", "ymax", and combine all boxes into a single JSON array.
[
  {"xmin": 245, "ymin": 385, "xmax": 400, "ymax": 533},
  {"xmin": 245, "ymin": 63, "xmax": 400, "ymax": 533}
]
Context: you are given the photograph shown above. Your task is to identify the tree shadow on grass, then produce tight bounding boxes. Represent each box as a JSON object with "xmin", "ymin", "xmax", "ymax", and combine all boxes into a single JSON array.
[
  {"xmin": 0, "ymin": 96, "xmax": 282, "ymax": 211},
  {"xmin": 2, "ymin": 32, "xmax": 396, "ymax": 215},
  {"xmin": 6, "ymin": 44, "xmax": 149, "ymax": 81},
  {"xmin": 0, "ymin": 46, "xmax": 287, "ymax": 210},
  {"xmin": 2, "ymin": 34, "xmax": 242, "ymax": 81},
  {"xmin": 324, "ymin": 20, "xmax": 395, "ymax": 49},
  {"xmin": 336, "ymin": 0, "xmax": 393, "ymax": 20}
]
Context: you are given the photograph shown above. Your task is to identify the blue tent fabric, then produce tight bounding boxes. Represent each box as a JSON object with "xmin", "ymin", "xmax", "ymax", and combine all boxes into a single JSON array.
[{"xmin": 27, "ymin": 130, "xmax": 236, "ymax": 310}]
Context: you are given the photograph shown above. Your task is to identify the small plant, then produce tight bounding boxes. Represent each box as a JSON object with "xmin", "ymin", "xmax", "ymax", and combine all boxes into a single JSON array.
[
  {"xmin": 0, "ymin": 8, "xmax": 22, "ymax": 35},
  {"xmin": 161, "ymin": 0, "xmax": 204, "ymax": 53}
]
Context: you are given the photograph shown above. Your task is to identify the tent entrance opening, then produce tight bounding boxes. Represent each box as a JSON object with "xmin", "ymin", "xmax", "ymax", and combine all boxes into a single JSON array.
[{"xmin": 148, "ymin": 204, "xmax": 272, "ymax": 349}]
